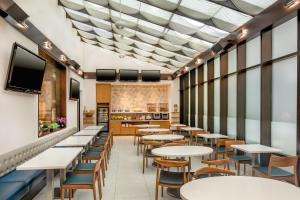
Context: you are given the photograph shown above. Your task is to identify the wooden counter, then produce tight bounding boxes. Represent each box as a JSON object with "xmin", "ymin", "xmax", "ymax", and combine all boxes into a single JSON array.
[{"xmin": 110, "ymin": 120, "xmax": 170, "ymax": 136}]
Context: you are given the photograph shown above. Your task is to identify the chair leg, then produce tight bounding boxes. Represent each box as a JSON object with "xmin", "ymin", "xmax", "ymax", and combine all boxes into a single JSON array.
[
  {"xmin": 155, "ymin": 183, "xmax": 159, "ymax": 200},
  {"xmin": 98, "ymin": 179, "xmax": 102, "ymax": 200},
  {"xmin": 68, "ymin": 189, "xmax": 71, "ymax": 200},
  {"xmin": 101, "ymin": 161, "xmax": 105, "ymax": 186},
  {"xmin": 142, "ymin": 156, "xmax": 145, "ymax": 174},
  {"xmin": 161, "ymin": 186, "xmax": 164, "ymax": 197},
  {"xmin": 243, "ymin": 164, "xmax": 246, "ymax": 175},
  {"xmin": 61, "ymin": 188, "xmax": 64, "ymax": 200},
  {"xmin": 92, "ymin": 186, "xmax": 97, "ymax": 200},
  {"xmin": 237, "ymin": 163, "xmax": 240, "ymax": 176}
]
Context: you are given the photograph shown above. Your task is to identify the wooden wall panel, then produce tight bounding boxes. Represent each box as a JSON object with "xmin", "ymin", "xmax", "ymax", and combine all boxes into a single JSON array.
[
  {"xmin": 207, "ymin": 59, "xmax": 214, "ymax": 132},
  {"xmin": 237, "ymin": 42, "xmax": 246, "ymax": 140},
  {"xmin": 220, "ymin": 53, "xmax": 228, "ymax": 134},
  {"xmin": 198, "ymin": 65, "xmax": 204, "ymax": 128}
]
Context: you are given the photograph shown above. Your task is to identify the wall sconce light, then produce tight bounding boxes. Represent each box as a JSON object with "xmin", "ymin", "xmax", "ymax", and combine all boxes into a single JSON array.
[
  {"xmin": 77, "ymin": 69, "xmax": 83, "ymax": 75},
  {"xmin": 239, "ymin": 28, "xmax": 248, "ymax": 39},
  {"xmin": 42, "ymin": 41, "xmax": 52, "ymax": 50},
  {"xmin": 283, "ymin": 0, "xmax": 299, "ymax": 8},
  {"xmin": 59, "ymin": 54, "xmax": 67, "ymax": 62},
  {"xmin": 195, "ymin": 58, "xmax": 203, "ymax": 65}
]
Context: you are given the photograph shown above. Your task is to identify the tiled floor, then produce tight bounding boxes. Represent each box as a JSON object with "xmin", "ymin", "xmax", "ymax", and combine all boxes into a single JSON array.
[{"xmin": 34, "ymin": 136, "xmax": 239, "ymax": 200}]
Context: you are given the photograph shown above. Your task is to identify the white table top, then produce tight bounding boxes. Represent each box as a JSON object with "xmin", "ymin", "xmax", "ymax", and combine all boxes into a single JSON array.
[
  {"xmin": 73, "ymin": 129, "xmax": 99, "ymax": 136},
  {"xmin": 138, "ymin": 128, "xmax": 170, "ymax": 133},
  {"xmin": 142, "ymin": 134, "xmax": 184, "ymax": 141},
  {"xmin": 84, "ymin": 126, "xmax": 104, "ymax": 130},
  {"xmin": 180, "ymin": 176, "xmax": 300, "ymax": 200},
  {"xmin": 133, "ymin": 124, "xmax": 160, "ymax": 128},
  {"xmin": 152, "ymin": 146, "xmax": 213, "ymax": 157},
  {"xmin": 181, "ymin": 127, "xmax": 203, "ymax": 131},
  {"xmin": 197, "ymin": 133, "xmax": 228, "ymax": 139},
  {"xmin": 170, "ymin": 124, "xmax": 186, "ymax": 127},
  {"xmin": 17, "ymin": 147, "xmax": 82, "ymax": 170},
  {"xmin": 231, "ymin": 144, "xmax": 281, "ymax": 154},
  {"xmin": 55, "ymin": 136, "xmax": 94, "ymax": 147}
]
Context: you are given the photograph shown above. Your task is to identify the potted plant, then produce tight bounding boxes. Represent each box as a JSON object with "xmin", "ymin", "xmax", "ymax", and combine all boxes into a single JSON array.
[
  {"xmin": 56, "ymin": 117, "xmax": 66, "ymax": 128},
  {"xmin": 48, "ymin": 122, "xmax": 59, "ymax": 132}
]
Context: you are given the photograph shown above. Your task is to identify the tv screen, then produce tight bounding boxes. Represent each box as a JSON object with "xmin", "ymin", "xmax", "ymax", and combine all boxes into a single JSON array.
[
  {"xmin": 96, "ymin": 69, "xmax": 116, "ymax": 81},
  {"xmin": 119, "ymin": 69, "xmax": 138, "ymax": 81},
  {"xmin": 5, "ymin": 43, "xmax": 47, "ymax": 94},
  {"xmin": 142, "ymin": 70, "xmax": 160, "ymax": 82},
  {"xmin": 70, "ymin": 78, "xmax": 80, "ymax": 100}
]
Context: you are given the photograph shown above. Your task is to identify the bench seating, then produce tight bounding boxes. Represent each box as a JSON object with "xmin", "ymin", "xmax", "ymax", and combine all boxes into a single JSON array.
[{"xmin": 0, "ymin": 170, "xmax": 45, "ymax": 200}]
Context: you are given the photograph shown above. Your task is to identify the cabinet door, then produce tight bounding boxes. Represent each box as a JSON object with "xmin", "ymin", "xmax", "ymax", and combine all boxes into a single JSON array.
[{"xmin": 96, "ymin": 84, "xmax": 111, "ymax": 103}]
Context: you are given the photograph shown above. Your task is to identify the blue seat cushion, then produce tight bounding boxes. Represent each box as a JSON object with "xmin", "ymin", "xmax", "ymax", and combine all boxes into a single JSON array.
[
  {"xmin": 213, "ymin": 147, "xmax": 233, "ymax": 153},
  {"xmin": 0, "ymin": 170, "xmax": 44, "ymax": 185},
  {"xmin": 74, "ymin": 163, "xmax": 96, "ymax": 171},
  {"xmin": 254, "ymin": 166, "xmax": 293, "ymax": 177},
  {"xmin": 82, "ymin": 151, "xmax": 101, "ymax": 159},
  {"xmin": 229, "ymin": 155, "xmax": 252, "ymax": 161},
  {"xmin": 0, "ymin": 182, "xmax": 29, "ymax": 200},
  {"xmin": 88, "ymin": 147, "xmax": 104, "ymax": 152},
  {"xmin": 64, "ymin": 174, "xmax": 93, "ymax": 185},
  {"xmin": 94, "ymin": 139, "xmax": 106, "ymax": 145},
  {"xmin": 159, "ymin": 171, "xmax": 185, "ymax": 185}
]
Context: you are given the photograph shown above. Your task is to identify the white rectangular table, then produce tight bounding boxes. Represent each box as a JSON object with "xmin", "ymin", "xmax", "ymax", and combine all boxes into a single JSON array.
[
  {"xmin": 231, "ymin": 144, "xmax": 281, "ymax": 165},
  {"xmin": 84, "ymin": 125, "xmax": 104, "ymax": 130},
  {"xmin": 197, "ymin": 133, "xmax": 228, "ymax": 147},
  {"xmin": 17, "ymin": 147, "xmax": 82, "ymax": 200},
  {"xmin": 55, "ymin": 136, "xmax": 94, "ymax": 147},
  {"xmin": 73, "ymin": 129, "xmax": 99, "ymax": 136}
]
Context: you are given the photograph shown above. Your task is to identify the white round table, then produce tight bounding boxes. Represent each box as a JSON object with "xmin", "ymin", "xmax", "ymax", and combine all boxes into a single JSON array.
[
  {"xmin": 142, "ymin": 134, "xmax": 184, "ymax": 141},
  {"xmin": 180, "ymin": 176, "xmax": 300, "ymax": 200},
  {"xmin": 151, "ymin": 146, "xmax": 213, "ymax": 157}
]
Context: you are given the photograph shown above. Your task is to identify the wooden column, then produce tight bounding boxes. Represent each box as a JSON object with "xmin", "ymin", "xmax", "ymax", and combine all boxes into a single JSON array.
[
  {"xmin": 261, "ymin": 27, "xmax": 273, "ymax": 165},
  {"xmin": 190, "ymin": 69, "xmax": 196, "ymax": 127},
  {"xmin": 236, "ymin": 42, "xmax": 246, "ymax": 140},
  {"xmin": 220, "ymin": 53, "xmax": 228, "ymax": 134},
  {"xmin": 198, "ymin": 65, "xmax": 204, "ymax": 128},
  {"xmin": 207, "ymin": 59, "xmax": 214, "ymax": 132}
]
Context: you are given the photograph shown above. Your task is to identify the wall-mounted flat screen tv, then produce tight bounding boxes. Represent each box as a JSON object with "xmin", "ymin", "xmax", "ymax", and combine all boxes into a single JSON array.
[
  {"xmin": 5, "ymin": 43, "xmax": 47, "ymax": 94},
  {"xmin": 70, "ymin": 78, "xmax": 80, "ymax": 100},
  {"xmin": 142, "ymin": 70, "xmax": 160, "ymax": 82},
  {"xmin": 119, "ymin": 69, "xmax": 138, "ymax": 81},
  {"xmin": 96, "ymin": 69, "xmax": 116, "ymax": 81}
]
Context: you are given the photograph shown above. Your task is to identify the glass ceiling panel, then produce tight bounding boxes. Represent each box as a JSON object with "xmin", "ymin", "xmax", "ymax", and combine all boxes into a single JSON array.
[
  {"xmin": 175, "ymin": 54, "xmax": 192, "ymax": 63},
  {"xmin": 136, "ymin": 32, "xmax": 159, "ymax": 44},
  {"xmin": 109, "ymin": 0, "xmax": 140, "ymax": 15},
  {"xmin": 110, "ymin": 10, "xmax": 138, "ymax": 28},
  {"xmin": 88, "ymin": 0, "xmax": 108, "ymax": 6},
  {"xmin": 179, "ymin": 0, "xmax": 220, "ymax": 20},
  {"xmin": 82, "ymin": 37, "xmax": 98, "ymax": 45},
  {"xmin": 133, "ymin": 48, "xmax": 152, "ymax": 57},
  {"xmin": 232, "ymin": 0, "xmax": 277, "ymax": 15},
  {"xmin": 112, "ymin": 25, "xmax": 136, "ymax": 37},
  {"xmin": 72, "ymin": 20, "xmax": 93, "ymax": 32},
  {"xmin": 170, "ymin": 59, "xmax": 185, "ymax": 67},
  {"xmin": 115, "ymin": 48, "xmax": 132, "ymax": 55},
  {"xmin": 65, "ymin": 8, "xmax": 89, "ymax": 22},
  {"xmin": 164, "ymin": 30, "xmax": 190, "ymax": 45},
  {"xmin": 138, "ymin": 20, "xmax": 165, "ymax": 37},
  {"xmin": 94, "ymin": 27, "xmax": 113, "ymax": 38},
  {"xmin": 96, "ymin": 36, "xmax": 114, "ymax": 45},
  {"xmin": 149, "ymin": 59, "xmax": 166, "ymax": 66},
  {"xmin": 133, "ymin": 54, "xmax": 150, "ymax": 62},
  {"xmin": 155, "ymin": 48, "xmax": 176, "ymax": 58},
  {"xmin": 152, "ymin": 54, "xmax": 170, "ymax": 62},
  {"xmin": 85, "ymin": 1, "xmax": 110, "ymax": 20},
  {"xmin": 77, "ymin": 30, "xmax": 97, "ymax": 39},
  {"xmin": 90, "ymin": 16, "xmax": 112, "ymax": 31},
  {"xmin": 99, "ymin": 43, "xmax": 115, "ymax": 50},
  {"xmin": 134, "ymin": 41, "xmax": 156, "ymax": 52},
  {"xmin": 159, "ymin": 40, "xmax": 182, "ymax": 52},
  {"xmin": 182, "ymin": 47, "xmax": 199, "ymax": 57},
  {"xmin": 170, "ymin": 15, "xmax": 204, "ymax": 35},
  {"xmin": 114, "ymin": 34, "xmax": 134, "ymax": 45},
  {"xmin": 114, "ymin": 42, "xmax": 133, "ymax": 51},
  {"xmin": 147, "ymin": 0, "xmax": 179, "ymax": 11},
  {"xmin": 140, "ymin": 3, "xmax": 172, "ymax": 25},
  {"xmin": 60, "ymin": 0, "xmax": 84, "ymax": 10}
]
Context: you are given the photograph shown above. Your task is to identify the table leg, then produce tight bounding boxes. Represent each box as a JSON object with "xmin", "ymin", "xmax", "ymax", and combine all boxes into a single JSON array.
[{"xmin": 46, "ymin": 169, "xmax": 54, "ymax": 200}]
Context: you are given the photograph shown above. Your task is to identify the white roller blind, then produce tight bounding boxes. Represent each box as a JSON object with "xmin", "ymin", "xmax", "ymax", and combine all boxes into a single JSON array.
[
  {"xmin": 214, "ymin": 79, "xmax": 220, "ymax": 133},
  {"xmin": 203, "ymin": 83, "xmax": 208, "ymax": 130},
  {"xmin": 246, "ymin": 36, "xmax": 261, "ymax": 68},
  {"xmin": 228, "ymin": 48, "xmax": 237, "ymax": 73},
  {"xmin": 227, "ymin": 75, "xmax": 237, "ymax": 138}
]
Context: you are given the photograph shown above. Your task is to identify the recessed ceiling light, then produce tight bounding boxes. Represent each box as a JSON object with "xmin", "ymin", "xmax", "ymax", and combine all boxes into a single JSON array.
[
  {"xmin": 78, "ymin": 69, "xmax": 83, "ymax": 75},
  {"xmin": 239, "ymin": 29, "xmax": 248, "ymax": 39},
  {"xmin": 43, "ymin": 41, "xmax": 52, "ymax": 50},
  {"xmin": 195, "ymin": 58, "xmax": 203, "ymax": 65},
  {"xmin": 184, "ymin": 66, "xmax": 189, "ymax": 72},
  {"xmin": 59, "ymin": 54, "xmax": 67, "ymax": 62}
]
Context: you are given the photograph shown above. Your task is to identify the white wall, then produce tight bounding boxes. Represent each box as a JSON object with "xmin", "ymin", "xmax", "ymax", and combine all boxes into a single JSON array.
[{"xmin": 0, "ymin": 17, "xmax": 39, "ymax": 155}]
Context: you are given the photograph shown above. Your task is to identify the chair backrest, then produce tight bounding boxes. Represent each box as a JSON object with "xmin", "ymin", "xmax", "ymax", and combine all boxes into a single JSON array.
[
  {"xmin": 93, "ymin": 154, "xmax": 103, "ymax": 182},
  {"xmin": 191, "ymin": 130, "xmax": 209, "ymax": 136},
  {"xmin": 173, "ymin": 139, "xmax": 189, "ymax": 145},
  {"xmin": 202, "ymin": 158, "xmax": 230, "ymax": 168},
  {"xmin": 224, "ymin": 140, "xmax": 245, "ymax": 155},
  {"xmin": 269, "ymin": 155, "xmax": 298, "ymax": 173},
  {"xmin": 143, "ymin": 141, "xmax": 164, "ymax": 150},
  {"xmin": 162, "ymin": 140, "xmax": 187, "ymax": 147},
  {"xmin": 194, "ymin": 167, "xmax": 235, "ymax": 178}
]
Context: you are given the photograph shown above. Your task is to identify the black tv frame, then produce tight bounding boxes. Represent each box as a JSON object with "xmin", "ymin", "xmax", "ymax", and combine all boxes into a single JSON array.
[
  {"xmin": 119, "ymin": 69, "xmax": 139, "ymax": 81},
  {"xmin": 5, "ymin": 42, "xmax": 47, "ymax": 94},
  {"xmin": 141, "ymin": 70, "xmax": 161, "ymax": 82},
  {"xmin": 96, "ymin": 69, "xmax": 117, "ymax": 82},
  {"xmin": 69, "ymin": 78, "xmax": 80, "ymax": 101}
]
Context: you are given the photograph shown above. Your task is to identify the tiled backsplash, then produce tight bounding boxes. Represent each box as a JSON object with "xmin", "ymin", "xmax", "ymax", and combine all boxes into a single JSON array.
[{"xmin": 111, "ymin": 84, "xmax": 169, "ymax": 112}]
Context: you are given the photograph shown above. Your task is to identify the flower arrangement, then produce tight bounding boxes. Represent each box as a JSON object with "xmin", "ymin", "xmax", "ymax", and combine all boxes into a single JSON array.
[{"xmin": 56, "ymin": 117, "xmax": 66, "ymax": 128}]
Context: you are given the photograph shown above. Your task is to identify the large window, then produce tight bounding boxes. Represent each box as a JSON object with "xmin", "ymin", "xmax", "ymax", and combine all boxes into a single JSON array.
[{"xmin": 38, "ymin": 50, "xmax": 66, "ymax": 137}]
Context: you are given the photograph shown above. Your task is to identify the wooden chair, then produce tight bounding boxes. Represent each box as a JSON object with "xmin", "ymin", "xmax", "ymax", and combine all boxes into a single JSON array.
[
  {"xmin": 61, "ymin": 158, "xmax": 102, "ymax": 200},
  {"xmin": 252, "ymin": 154, "xmax": 299, "ymax": 186},
  {"xmin": 214, "ymin": 139, "xmax": 233, "ymax": 159},
  {"xmin": 142, "ymin": 141, "xmax": 164, "ymax": 173},
  {"xmin": 224, "ymin": 140, "xmax": 251, "ymax": 175},
  {"xmin": 162, "ymin": 139, "xmax": 188, "ymax": 147},
  {"xmin": 190, "ymin": 130, "xmax": 209, "ymax": 145},
  {"xmin": 193, "ymin": 167, "xmax": 235, "ymax": 179},
  {"xmin": 154, "ymin": 159, "xmax": 190, "ymax": 200}
]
